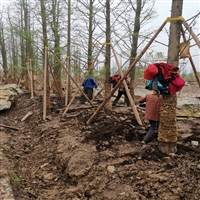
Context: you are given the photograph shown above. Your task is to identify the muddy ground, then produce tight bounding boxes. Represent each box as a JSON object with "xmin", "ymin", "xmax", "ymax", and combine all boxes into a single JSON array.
[{"xmin": 0, "ymin": 84, "xmax": 200, "ymax": 200}]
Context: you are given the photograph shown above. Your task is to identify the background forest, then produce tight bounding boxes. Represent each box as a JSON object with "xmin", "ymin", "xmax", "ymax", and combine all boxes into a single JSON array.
[{"xmin": 0, "ymin": 0, "xmax": 199, "ymax": 90}]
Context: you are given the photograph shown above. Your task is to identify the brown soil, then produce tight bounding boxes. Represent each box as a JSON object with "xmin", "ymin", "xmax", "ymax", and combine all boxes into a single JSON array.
[{"xmin": 0, "ymin": 88, "xmax": 200, "ymax": 200}]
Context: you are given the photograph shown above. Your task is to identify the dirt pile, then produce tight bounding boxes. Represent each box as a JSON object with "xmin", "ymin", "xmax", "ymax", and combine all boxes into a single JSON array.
[{"xmin": 0, "ymin": 91, "xmax": 200, "ymax": 200}]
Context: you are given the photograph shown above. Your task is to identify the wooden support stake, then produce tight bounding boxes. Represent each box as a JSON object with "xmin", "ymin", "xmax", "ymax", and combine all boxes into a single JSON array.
[
  {"xmin": 61, "ymin": 45, "xmax": 104, "ymax": 116},
  {"xmin": 29, "ymin": 59, "xmax": 34, "ymax": 99},
  {"xmin": 47, "ymin": 47, "xmax": 98, "ymax": 116},
  {"xmin": 0, "ymin": 124, "xmax": 19, "ymax": 131},
  {"xmin": 111, "ymin": 45, "xmax": 142, "ymax": 125},
  {"xmin": 87, "ymin": 20, "xmax": 167, "ymax": 125},
  {"xmin": 65, "ymin": 64, "xmax": 69, "ymax": 106},
  {"xmin": 182, "ymin": 18, "xmax": 200, "ymax": 49},
  {"xmin": 181, "ymin": 26, "xmax": 200, "ymax": 88},
  {"xmin": 48, "ymin": 61, "xmax": 62, "ymax": 98},
  {"xmin": 92, "ymin": 88, "xmax": 104, "ymax": 102},
  {"xmin": 43, "ymin": 47, "xmax": 48, "ymax": 120}
]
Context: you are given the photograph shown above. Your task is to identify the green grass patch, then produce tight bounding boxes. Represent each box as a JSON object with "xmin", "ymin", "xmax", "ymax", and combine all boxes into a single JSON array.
[{"xmin": 9, "ymin": 172, "xmax": 22, "ymax": 185}]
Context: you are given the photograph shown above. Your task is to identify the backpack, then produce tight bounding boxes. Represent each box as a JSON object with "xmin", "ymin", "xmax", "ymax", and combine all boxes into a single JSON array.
[{"xmin": 168, "ymin": 74, "xmax": 185, "ymax": 94}]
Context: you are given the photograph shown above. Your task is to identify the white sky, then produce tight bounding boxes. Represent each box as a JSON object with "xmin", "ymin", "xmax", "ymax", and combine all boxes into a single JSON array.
[{"xmin": 0, "ymin": 0, "xmax": 10, "ymax": 10}]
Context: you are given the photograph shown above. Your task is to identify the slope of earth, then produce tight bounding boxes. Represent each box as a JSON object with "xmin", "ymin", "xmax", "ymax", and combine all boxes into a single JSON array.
[{"xmin": 0, "ymin": 86, "xmax": 200, "ymax": 200}]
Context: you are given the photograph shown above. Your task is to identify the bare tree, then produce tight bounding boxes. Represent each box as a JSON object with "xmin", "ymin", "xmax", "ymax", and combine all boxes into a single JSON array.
[
  {"xmin": 40, "ymin": 0, "xmax": 51, "ymax": 110},
  {"xmin": 112, "ymin": 0, "xmax": 157, "ymax": 64},
  {"xmin": 0, "ymin": 18, "xmax": 8, "ymax": 82},
  {"xmin": 87, "ymin": 0, "xmax": 94, "ymax": 74},
  {"xmin": 104, "ymin": 0, "xmax": 112, "ymax": 111},
  {"xmin": 109, "ymin": 0, "xmax": 157, "ymax": 101},
  {"xmin": 50, "ymin": 0, "xmax": 62, "ymax": 94},
  {"xmin": 8, "ymin": 14, "xmax": 19, "ymax": 82},
  {"xmin": 22, "ymin": 0, "xmax": 30, "ymax": 90},
  {"xmin": 129, "ymin": 0, "xmax": 142, "ymax": 100},
  {"xmin": 158, "ymin": 0, "xmax": 183, "ymax": 154},
  {"xmin": 74, "ymin": 0, "xmax": 103, "ymax": 72},
  {"xmin": 66, "ymin": 0, "xmax": 71, "ymax": 100}
]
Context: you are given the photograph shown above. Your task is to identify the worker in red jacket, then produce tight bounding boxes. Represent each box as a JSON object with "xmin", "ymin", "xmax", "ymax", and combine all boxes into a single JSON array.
[
  {"xmin": 112, "ymin": 76, "xmax": 130, "ymax": 107},
  {"xmin": 138, "ymin": 92, "xmax": 162, "ymax": 144}
]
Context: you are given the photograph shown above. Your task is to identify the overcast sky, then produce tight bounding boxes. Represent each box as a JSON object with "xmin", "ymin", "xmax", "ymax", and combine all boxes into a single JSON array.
[
  {"xmin": 0, "ymin": 0, "xmax": 199, "ymax": 73},
  {"xmin": 151, "ymin": 0, "xmax": 200, "ymax": 73}
]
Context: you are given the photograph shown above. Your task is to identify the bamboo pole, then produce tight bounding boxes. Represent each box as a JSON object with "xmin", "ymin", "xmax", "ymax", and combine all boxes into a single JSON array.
[
  {"xmin": 181, "ymin": 26, "xmax": 200, "ymax": 88},
  {"xmin": 87, "ymin": 20, "xmax": 167, "ymax": 125},
  {"xmin": 43, "ymin": 47, "xmax": 48, "ymax": 120},
  {"xmin": 111, "ymin": 45, "xmax": 142, "ymax": 125}
]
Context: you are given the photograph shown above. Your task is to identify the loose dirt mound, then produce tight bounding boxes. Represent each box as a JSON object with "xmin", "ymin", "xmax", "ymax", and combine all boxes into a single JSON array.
[{"xmin": 0, "ymin": 91, "xmax": 200, "ymax": 200}]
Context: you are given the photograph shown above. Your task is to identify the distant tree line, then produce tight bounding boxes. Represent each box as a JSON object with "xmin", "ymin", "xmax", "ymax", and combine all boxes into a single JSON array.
[{"xmin": 0, "ymin": 0, "xmax": 157, "ymax": 88}]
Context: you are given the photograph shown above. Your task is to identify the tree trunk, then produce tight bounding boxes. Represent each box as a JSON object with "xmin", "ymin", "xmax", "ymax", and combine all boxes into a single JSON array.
[
  {"xmin": 40, "ymin": 0, "xmax": 51, "ymax": 110},
  {"xmin": 158, "ymin": 0, "xmax": 183, "ymax": 154},
  {"xmin": 67, "ymin": 0, "xmax": 71, "ymax": 100},
  {"xmin": 23, "ymin": 0, "xmax": 30, "ymax": 91},
  {"xmin": 129, "ymin": 0, "xmax": 142, "ymax": 100},
  {"xmin": 0, "ymin": 23, "xmax": 8, "ymax": 82},
  {"xmin": 8, "ymin": 12, "xmax": 19, "ymax": 83},
  {"xmin": 51, "ymin": 0, "xmax": 62, "ymax": 95},
  {"xmin": 19, "ymin": 3, "xmax": 26, "ymax": 87},
  {"xmin": 104, "ymin": 0, "xmax": 112, "ymax": 111},
  {"xmin": 87, "ymin": 0, "xmax": 94, "ymax": 75},
  {"xmin": 158, "ymin": 95, "xmax": 178, "ymax": 154}
]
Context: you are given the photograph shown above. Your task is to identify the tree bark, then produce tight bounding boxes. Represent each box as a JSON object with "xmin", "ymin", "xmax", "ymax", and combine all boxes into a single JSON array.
[
  {"xmin": 67, "ymin": 0, "xmax": 71, "ymax": 100},
  {"xmin": 158, "ymin": 95, "xmax": 178, "ymax": 154},
  {"xmin": 87, "ymin": 0, "xmax": 94, "ymax": 75},
  {"xmin": 23, "ymin": 0, "xmax": 30, "ymax": 91},
  {"xmin": 0, "ymin": 22, "xmax": 8, "ymax": 82},
  {"xmin": 129, "ymin": 0, "xmax": 142, "ymax": 100},
  {"xmin": 40, "ymin": 0, "xmax": 51, "ymax": 111},
  {"xmin": 104, "ymin": 0, "xmax": 112, "ymax": 111},
  {"xmin": 158, "ymin": 0, "xmax": 183, "ymax": 154},
  {"xmin": 19, "ymin": 1, "xmax": 26, "ymax": 87},
  {"xmin": 51, "ymin": 0, "xmax": 62, "ymax": 95},
  {"xmin": 167, "ymin": 1, "xmax": 183, "ymax": 67}
]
